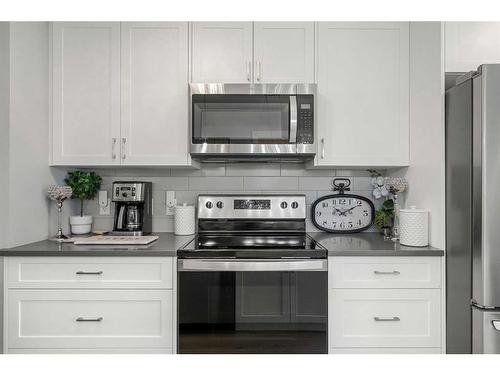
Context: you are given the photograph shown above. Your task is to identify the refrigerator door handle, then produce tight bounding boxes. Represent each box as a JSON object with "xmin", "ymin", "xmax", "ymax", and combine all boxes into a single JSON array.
[
  {"xmin": 471, "ymin": 299, "xmax": 500, "ymax": 311},
  {"xmin": 492, "ymin": 321, "xmax": 500, "ymax": 331}
]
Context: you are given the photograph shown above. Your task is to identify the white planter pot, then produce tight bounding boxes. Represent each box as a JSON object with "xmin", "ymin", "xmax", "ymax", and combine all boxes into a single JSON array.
[{"xmin": 70, "ymin": 215, "xmax": 93, "ymax": 235}]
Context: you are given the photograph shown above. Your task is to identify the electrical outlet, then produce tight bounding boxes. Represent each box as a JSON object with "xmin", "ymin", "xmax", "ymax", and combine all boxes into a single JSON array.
[
  {"xmin": 99, "ymin": 198, "xmax": 110, "ymax": 215},
  {"xmin": 166, "ymin": 191, "xmax": 176, "ymax": 216},
  {"xmin": 98, "ymin": 190, "xmax": 110, "ymax": 215}
]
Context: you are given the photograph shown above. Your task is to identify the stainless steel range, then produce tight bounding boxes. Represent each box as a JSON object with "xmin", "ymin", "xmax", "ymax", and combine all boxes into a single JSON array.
[{"xmin": 177, "ymin": 194, "xmax": 328, "ymax": 354}]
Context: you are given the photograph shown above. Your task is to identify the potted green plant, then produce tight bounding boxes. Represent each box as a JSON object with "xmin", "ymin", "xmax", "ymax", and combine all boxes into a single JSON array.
[
  {"xmin": 64, "ymin": 171, "xmax": 102, "ymax": 235},
  {"xmin": 375, "ymin": 199, "xmax": 394, "ymax": 239}
]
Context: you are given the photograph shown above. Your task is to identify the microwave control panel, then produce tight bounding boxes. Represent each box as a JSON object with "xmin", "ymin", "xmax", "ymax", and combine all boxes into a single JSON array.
[{"xmin": 296, "ymin": 95, "xmax": 314, "ymax": 144}]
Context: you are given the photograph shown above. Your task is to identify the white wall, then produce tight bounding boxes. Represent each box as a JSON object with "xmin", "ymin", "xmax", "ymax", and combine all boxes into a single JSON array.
[
  {"xmin": 7, "ymin": 22, "xmax": 54, "ymax": 247},
  {"xmin": 390, "ymin": 22, "xmax": 445, "ymax": 249},
  {"xmin": 0, "ymin": 23, "xmax": 7, "ymax": 354},
  {"xmin": 0, "ymin": 23, "xmax": 10, "ymax": 250},
  {"xmin": 0, "ymin": 22, "xmax": 56, "ymax": 248}
]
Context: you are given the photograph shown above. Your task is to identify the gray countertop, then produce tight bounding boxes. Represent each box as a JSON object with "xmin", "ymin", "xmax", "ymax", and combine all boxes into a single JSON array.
[
  {"xmin": 0, "ymin": 233, "xmax": 194, "ymax": 257},
  {"xmin": 0, "ymin": 232, "xmax": 443, "ymax": 257},
  {"xmin": 308, "ymin": 232, "xmax": 444, "ymax": 256}
]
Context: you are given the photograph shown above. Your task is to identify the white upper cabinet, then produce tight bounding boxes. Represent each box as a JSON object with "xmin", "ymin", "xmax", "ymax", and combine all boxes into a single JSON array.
[
  {"xmin": 121, "ymin": 22, "xmax": 189, "ymax": 165},
  {"xmin": 445, "ymin": 22, "xmax": 500, "ymax": 72},
  {"xmin": 191, "ymin": 22, "xmax": 253, "ymax": 83},
  {"xmin": 51, "ymin": 22, "xmax": 121, "ymax": 165},
  {"xmin": 191, "ymin": 22, "xmax": 315, "ymax": 83},
  {"xmin": 51, "ymin": 22, "xmax": 192, "ymax": 166},
  {"xmin": 253, "ymin": 22, "xmax": 315, "ymax": 83},
  {"xmin": 315, "ymin": 22, "xmax": 409, "ymax": 167}
]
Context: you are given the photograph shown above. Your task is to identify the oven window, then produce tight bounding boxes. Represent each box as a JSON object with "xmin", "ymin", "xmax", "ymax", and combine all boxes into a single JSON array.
[
  {"xmin": 192, "ymin": 95, "xmax": 290, "ymax": 144},
  {"xmin": 178, "ymin": 271, "xmax": 327, "ymax": 354}
]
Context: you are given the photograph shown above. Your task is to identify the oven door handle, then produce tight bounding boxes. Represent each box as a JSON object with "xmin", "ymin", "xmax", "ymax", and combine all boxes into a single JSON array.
[
  {"xmin": 179, "ymin": 259, "xmax": 327, "ymax": 272},
  {"xmin": 289, "ymin": 96, "xmax": 297, "ymax": 143}
]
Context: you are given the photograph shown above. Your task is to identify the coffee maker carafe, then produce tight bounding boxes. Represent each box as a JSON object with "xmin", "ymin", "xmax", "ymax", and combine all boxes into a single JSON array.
[{"xmin": 112, "ymin": 182, "xmax": 152, "ymax": 235}]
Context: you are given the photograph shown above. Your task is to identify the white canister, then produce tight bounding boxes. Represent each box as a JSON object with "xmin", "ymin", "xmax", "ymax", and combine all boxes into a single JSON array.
[
  {"xmin": 174, "ymin": 203, "xmax": 195, "ymax": 236},
  {"xmin": 399, "ymin": 206, "xmax": 429, "ymax": 247}
]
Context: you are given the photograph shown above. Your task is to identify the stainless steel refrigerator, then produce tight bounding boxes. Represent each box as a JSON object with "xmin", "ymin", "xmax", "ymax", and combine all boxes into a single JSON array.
[{"xmin": 446, "ymin": 64, "xmax": 500, "ymax": 354}]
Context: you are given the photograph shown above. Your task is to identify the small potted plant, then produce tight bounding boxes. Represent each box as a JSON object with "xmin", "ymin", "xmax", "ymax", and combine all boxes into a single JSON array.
[
  {"xmin": 64, "ymin": 170, "xmax": 102, "ymax": 235},
  {"xmin": 375, "ymin": 199, "xmax": 395, "ymax": 239}
]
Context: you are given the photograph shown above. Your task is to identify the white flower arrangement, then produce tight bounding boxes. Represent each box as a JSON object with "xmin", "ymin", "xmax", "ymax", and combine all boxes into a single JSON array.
[{"xmin": 369, "ymin": 173, "xmax": 390, "ymax": 199}]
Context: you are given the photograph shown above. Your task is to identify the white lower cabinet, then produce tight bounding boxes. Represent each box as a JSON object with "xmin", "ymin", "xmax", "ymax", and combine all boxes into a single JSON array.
[
  {"xmin": 7, "ymin": 289, "xmax": 172, "ymax": 350},
  {"xmin": 329, "ymin": 289, "xmax": 441, "ymax": 348},
  {"xmin": 328, "ymin": 256, "xmax": 443, "ymax": 354},
  {"xmin": 3, "ymin": 257, "xmax": 176, "ymax": 354}
]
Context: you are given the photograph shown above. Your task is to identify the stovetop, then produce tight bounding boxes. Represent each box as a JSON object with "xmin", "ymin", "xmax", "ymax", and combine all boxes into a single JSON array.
[{"xmin": 177, "ymin": 233, "xmax": 327, "ymax": 259}]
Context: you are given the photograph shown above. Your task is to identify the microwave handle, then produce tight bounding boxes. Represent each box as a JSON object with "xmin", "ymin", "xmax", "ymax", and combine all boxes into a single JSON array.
[{"xmin": 289, "ymin": 96, "xmax": 297, "ymax": 143}]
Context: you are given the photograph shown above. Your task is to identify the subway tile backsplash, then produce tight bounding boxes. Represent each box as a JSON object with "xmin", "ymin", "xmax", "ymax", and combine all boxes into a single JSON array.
[{"xmin": 50, "ymin": 163, "xmax": 385, "ymax": 235}]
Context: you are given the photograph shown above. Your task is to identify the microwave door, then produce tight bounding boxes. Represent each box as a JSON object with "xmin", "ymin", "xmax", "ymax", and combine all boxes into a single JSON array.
[{"xmin": 191, "ymin": 94, "xmax": 297, "ymax": 155}]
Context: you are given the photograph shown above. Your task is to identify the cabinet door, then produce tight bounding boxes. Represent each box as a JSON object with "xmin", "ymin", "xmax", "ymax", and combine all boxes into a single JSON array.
[
  {"xmin": 7, "ymin": 289, "xmax": 173, "ymax": 350},
  {"xmin": 445, "ymin": 22, "xmax": 500, "ymax": 72},
  {"xmin": 191, "ymin": 22, "xmax": 253, "ymax": 83},
  {"xmin": 316, "ymin": 22, "xmax": 409, "ymax": 167},
  {"xmin": 51, "ymin": 22, "xmax": 121, "ymax": 165},
  {"xmin": 329, "ymin": 289, "xmax": 441, "ymax": 348},
  {"xmin": 235, "ymin": 272, "xmax": 290, "ymax": 324},
  {"xmin": 254, "ymin": 22, "xmax": 315, "ymax": 83},
  {"xmin": 290, "ymin": 272, "xmax": 327, "ymax": 323},
  {"xmin": 121, "ymin": 22, "xmax": 189, "ymax": 165}
]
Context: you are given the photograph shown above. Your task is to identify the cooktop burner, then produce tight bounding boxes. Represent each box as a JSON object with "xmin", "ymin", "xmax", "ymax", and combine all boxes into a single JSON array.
[{"xmin": 178, "ymin": 234, "xmax": 327, "ymax": 259}]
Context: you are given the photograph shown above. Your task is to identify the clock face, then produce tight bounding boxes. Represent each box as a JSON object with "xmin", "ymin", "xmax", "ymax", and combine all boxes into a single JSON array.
[{"xmin": 311, "ymin": 194, "xmax": 375, "ymax": 233}]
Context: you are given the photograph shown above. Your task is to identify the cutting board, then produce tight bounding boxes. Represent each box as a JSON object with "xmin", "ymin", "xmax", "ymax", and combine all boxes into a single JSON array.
[{"xmin": 73, "ymin": 235, "xmax": 159, "ymax": 245}]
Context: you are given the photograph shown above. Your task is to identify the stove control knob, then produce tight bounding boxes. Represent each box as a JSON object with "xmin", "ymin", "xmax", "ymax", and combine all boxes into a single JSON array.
[
  {"xmin": 216, "ymin": 201, "xmax": 224, "ymax": 209},
  {"xmin": 291, "ymin": 201, "xmax": 299, "ymax": 209},
  {"xmin": 280, "ymin": 201, "xmax": 288, "ymax": 209},
  {"xmin": 205, "ymin": 201, "xmax": 213, "ymax": 209}
]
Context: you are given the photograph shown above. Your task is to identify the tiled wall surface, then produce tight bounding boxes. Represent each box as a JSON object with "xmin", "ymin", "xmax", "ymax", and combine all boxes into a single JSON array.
[{"xmin": 50, "ymin": 163, "xmax": 385, "ymax": 234}]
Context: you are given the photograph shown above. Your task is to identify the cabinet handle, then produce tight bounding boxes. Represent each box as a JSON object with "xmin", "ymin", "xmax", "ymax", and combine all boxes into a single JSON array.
[
  {"xmin": 122, "ymin": 138, "xmax": 127, "ymax": 160},
  {"xmin": 374, "ymin": 316, "xmax": 400, "ymax": 322},
  {"xmin": 373, "ymin": 270, "xmax": 400, "ymax": 275},
  {"xmin": 247, "ymin": 61, "xmax": 251, "ymax": 82},
  {"xmin": 76, "ymin": 317, "xmax": 103, "ymax": 322},
  {"xmin": 321, "ymin": 138, "xmax": 325, "ymax": 159},
  {"xmin": 256, "ymin": 61, "xmax": 262, "ymax": 81},
  {"xmin": 112, "ymin": 138, "xmax": 117, "ymax": 160},
  {"xmin": 76, "ymin": 271, "xmax": 103, "ymax": 275}
]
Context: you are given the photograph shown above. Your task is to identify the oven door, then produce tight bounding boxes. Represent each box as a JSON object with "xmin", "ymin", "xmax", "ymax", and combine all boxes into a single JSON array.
[
  {"xmin": 178, "ymin": 259, "xmax": 328, "ymax": 354},
  {"xmin": 191, "ymin": 94, "xmax": 297, "ymax": 155}
]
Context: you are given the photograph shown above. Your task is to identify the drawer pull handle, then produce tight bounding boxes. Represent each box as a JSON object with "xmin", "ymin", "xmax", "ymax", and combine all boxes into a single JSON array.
[
  {"xmin": 76, "ymin": 317, "xmax": 103, "ymax": 322},
  {"xmin": 374, "ymin": 316, "xmax": 400, "ymax": 322},
  {"xmin": 373, "ymin": 270, "xmax": 400, "ymax": 275},
  {"xmin": 76, "ymin": 271, "xmax": 103, "ymax": 275}
]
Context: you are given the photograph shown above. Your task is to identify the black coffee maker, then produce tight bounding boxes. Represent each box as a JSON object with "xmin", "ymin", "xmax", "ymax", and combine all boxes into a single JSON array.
[{"xmin": 112, "ymin": 181, "xmax": 152, "ymax": 235}]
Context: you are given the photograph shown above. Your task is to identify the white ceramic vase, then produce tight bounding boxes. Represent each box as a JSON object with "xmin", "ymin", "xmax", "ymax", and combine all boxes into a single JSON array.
[{"xmin": 70, "ymin": 215, "xmax": 93, "ymax": 235}]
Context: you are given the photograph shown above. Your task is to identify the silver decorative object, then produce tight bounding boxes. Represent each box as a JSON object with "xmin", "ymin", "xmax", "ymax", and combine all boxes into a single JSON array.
[
  {"xmin": 47, "ymin": 185, "xmax": 73, "ymax": 242},
  {"xmin": 384, "ymin": 177, "xmax": 409, "ymax": 241}
]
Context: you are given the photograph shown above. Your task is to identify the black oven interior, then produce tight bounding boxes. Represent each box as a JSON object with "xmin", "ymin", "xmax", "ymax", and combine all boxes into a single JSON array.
[{"xmin": 178, "ymin": 270, "xmax": 327, "ymax": 354}]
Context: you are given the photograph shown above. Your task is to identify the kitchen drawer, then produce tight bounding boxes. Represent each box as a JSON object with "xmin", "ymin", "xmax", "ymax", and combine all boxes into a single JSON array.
[
  {"xmin": 329, "ymin": 347, "xmax": 442, "ymax": 354},
  {"xmin": 329, "ymin": 257, "xmax": 441, "ymax": 289},
  {"xmin": 7, "ymin": 348, "xmax": 173, "ymax": 354},
  {"xmin": 329, "ymin": 289, "xmax": 441, "ymax": 348},
  {"xmin": 5, "ymin": 257, "xmax": 173, "ymax": 289},
  {"xmin": 7, "ymin": 289, "xmax": 173, "ymax": 349}
]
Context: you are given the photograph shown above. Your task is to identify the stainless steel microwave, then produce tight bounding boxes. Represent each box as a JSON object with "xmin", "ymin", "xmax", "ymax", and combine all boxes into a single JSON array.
[{"xmin": 189, "ymin": 84, "xmax": 316, "ymax": 159}]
